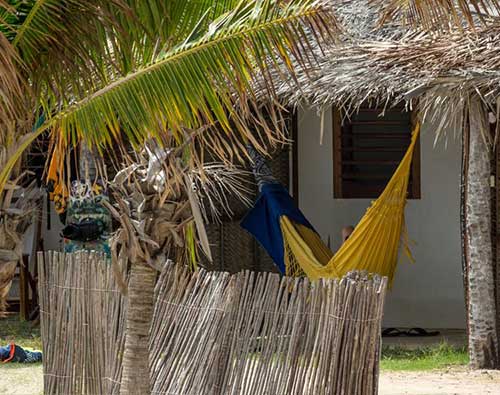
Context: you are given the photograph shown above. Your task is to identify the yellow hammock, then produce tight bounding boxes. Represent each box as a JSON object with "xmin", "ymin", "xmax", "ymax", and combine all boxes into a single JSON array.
[{"xmin": 281, "ymin": 123, "xmax": 420, "ymax": 286}]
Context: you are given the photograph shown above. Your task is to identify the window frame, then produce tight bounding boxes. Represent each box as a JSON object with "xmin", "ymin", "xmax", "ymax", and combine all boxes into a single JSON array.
[{"xmin": 332, "ymin": 106, "xmax": 421, "ymax": 200}]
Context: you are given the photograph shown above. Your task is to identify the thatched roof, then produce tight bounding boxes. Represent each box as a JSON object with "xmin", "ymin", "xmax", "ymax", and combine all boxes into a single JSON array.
[{"xmin": 276, "ymin": 0, "xmax": 500, "ymax": 136}]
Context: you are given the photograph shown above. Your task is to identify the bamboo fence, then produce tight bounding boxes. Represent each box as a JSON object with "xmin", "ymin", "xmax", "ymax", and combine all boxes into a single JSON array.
[{"xmin": 39, "ymin": 251, "xmax": 387, "ymax": 395}]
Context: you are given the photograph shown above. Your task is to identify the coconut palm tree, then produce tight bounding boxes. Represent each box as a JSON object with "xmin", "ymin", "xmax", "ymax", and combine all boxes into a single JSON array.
[
  {"xmin": 0, "ymin": 0, "xmax": 337, "ymax": 392},
  {"xmin": 104, "ymin": 143, "xmax": 255, "ymax": 393}
]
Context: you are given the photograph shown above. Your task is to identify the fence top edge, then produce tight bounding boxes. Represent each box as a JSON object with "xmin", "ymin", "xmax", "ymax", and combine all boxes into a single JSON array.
[{"xmin": 41, "ymin": 251, "xmax": 388, "ymax": 291}]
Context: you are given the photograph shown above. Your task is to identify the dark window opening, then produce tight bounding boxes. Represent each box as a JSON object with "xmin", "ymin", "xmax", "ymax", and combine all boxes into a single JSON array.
[{"xmin": 333, "ymin": 104, "xmax": 421, "ymax": 199}]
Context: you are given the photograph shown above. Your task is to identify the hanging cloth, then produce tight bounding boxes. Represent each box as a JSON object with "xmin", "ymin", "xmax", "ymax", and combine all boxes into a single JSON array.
[{"xmin": 47, "ymin": 138, "xmax": 69, "ymax": 215}]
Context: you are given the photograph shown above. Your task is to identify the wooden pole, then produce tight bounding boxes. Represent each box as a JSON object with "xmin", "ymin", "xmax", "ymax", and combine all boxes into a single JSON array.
[{"xmin": 19, "ymin": 254, "xmax": 29, "ymax": 320}]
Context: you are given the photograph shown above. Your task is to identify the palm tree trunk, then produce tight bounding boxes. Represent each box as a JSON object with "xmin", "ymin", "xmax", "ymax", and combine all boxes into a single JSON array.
[
  {"xmin": 120, "ymin": 262, "xmax": 156, "ymax": 395},
  {"xmin": 466, "ymin": 100, "xmax": 499, "ymax": 368}
]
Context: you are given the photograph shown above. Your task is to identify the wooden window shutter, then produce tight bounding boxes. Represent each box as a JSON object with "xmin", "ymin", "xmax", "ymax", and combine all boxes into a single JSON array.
[{"xmin": 332, "ymin": 104, "xmax": 421, "ymax": 199}]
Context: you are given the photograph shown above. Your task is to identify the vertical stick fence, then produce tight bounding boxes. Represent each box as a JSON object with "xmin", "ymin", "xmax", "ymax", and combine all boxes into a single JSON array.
[{"xmin": 39, "ymin": 251, "xmax": 386, "ymax": 395}]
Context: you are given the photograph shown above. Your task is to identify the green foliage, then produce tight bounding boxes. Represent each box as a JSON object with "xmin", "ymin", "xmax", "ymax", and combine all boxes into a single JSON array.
[
  {"xmin": 0, "ymin": 0, "xmax": 335, "ymax": 192},
  {"xmin": 381, "ymin": 343, "xmax": 469, "ymax": 371},
  {"xmin": 0, "ymin": 315, "xmax": 42, "ymax": 351},
  {"xmin": 47, "ymin": 1, "xmax": 332, "ymax": 152},
  {"xmin": 0, "ymin": 1, "xmax": 34, "ymax": 40}
]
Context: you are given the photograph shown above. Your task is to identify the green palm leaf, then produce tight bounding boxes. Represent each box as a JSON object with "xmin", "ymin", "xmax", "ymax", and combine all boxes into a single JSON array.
[
  {"xmin": 96, "ymin": 1, "xmax": 241, "ymax": 77},
  {"xmin": 1, "ymin": 0, "xmax": 134, "ymax": 104},
  {"xmin": 5, "ymin": 1, "xmax": 243, "ymax": 103},
  {"xmin": 0, "ymin": 0, "xmax": 337, "ymax": 190},
  {"xmin": 48, "ymin": 1, "xmax": 333, "ymax": 153},
  {"xmin": 137, "ymin": 0, "xmax": 240, "ymax": 49},
  {"xmin": 10, "ymin": 0, "xmax": 112, "ymax": 62}
]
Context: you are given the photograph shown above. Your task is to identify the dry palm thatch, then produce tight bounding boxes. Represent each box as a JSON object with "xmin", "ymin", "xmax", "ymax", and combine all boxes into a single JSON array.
[
  {"xmin": 271, "ymin": 0, "xmax": 500, "ymax": 144},
  {"xmin": 372, "ymin": 0, "xmax": 500, "ymax": 30}
]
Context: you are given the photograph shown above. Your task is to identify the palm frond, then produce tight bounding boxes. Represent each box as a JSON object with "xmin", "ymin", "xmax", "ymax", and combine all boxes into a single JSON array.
[
  {"xmin": 44, "ymin": 0, "xmax": 335, "ymax": 159},
  {"xmin": 11, "ymin": 0, "xmax": 109, "ymax": 59},
  {"xmin": 127, "ymin": 0, "xmax": 241, "ymax": 52},
  {"xmin": 5, "ymin": 0, "xmax": 128, "ymax": 101},
  {"xmin": 374, "ymin": 0, "xmax": 500, "ymax": 30},
  {"xmin": 164, "ymin": 0, "xmax": 241, "ymax": 44},
  {"xmin": 0, "ymin": 0, "xmax": 336, "ymax": 192},
  {"xmin": 94, "ymin": 0, "xmax": 241, "ymax": 79},
  {"xmin": 0, "ymin": 31, "xmax": 22, "ymax": 127},
  {"xmin": 189, "ymin": 163, "xmax": 254, "ymax": 223}
]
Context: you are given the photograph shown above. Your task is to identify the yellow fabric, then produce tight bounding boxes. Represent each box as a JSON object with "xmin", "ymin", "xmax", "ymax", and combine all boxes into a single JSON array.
[{"xmin": 281, "ymin": 123, "xmax": 420, "ymax": 286}]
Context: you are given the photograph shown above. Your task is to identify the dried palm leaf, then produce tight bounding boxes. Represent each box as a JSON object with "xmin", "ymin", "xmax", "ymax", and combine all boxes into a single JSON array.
[
  {"xmin": 274, "ymin": 16, "xmax": 500, "ymax": 142},
  {"xmin": 0, "ymin": 178, "xmax": 40, "ymax": 316},
  {"xmin": 106, "ymin": 138, "xmax": 255, "ymax": 291},
  {"xmin": 0, "ymin": 32, "xmax": 22, "ymax": 126},
  {"xmin": 373, "ymin": 0, "xmax": 500, "ymax": 30}
]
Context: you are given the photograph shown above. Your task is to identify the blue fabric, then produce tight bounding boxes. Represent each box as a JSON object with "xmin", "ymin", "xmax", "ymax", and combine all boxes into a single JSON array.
[
  {"xmin": 33, "ymin": 114, "xmax": 45, "ymax": 131},
  {"xmin": 241, "ymin": 183, "xmax": 315, "ymax": 274},
  {"xmin": 0, "ymin": 344, "xmax": 10, "ymax": 360},
  {"xmin": 0, "ymin": 344, "xmax": 42, "ymax": 363}
]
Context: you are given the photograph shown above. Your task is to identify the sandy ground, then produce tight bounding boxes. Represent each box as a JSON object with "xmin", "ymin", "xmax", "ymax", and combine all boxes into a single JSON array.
[
  {"xmin": 0, "ymin": 364, "xmax": 43, "ymax": 395},
  {"xmin": 379, "ymin": 368, "xmax": 500, "ymax": 395},
  {"xmin": 1, "ymin": 365, "xmax": 500, "ymax": 394}
]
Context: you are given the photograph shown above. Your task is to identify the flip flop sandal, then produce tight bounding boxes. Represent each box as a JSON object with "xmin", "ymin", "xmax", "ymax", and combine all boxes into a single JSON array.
[
  {"xmin": 405, "ymin": 327, "xmax": 440, "ymax": 337},
  {"xmin": 382, "ymin": 327, "xmax": 405, "ymax": 337}
]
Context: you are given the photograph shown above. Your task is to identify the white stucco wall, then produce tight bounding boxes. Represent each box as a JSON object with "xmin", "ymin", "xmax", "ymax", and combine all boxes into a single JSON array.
[
  {"xmin": 297, "ymin": 107, "xmax": 465, "ymax": 329},
  {"xmin": 42, "ymin": 201, "xmax": 64, "ymax": 251}
]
